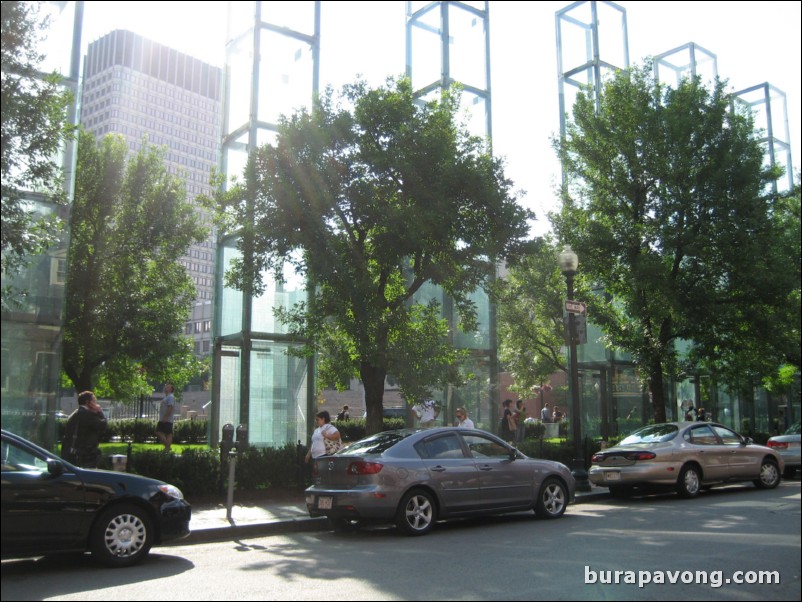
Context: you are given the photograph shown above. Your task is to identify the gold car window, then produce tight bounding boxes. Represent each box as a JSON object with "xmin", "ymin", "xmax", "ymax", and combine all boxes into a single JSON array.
[
  {"xmin": 689, "ymin": 425, "xmax": 718, "ymax": 445},
  {"xmin": 712, "ymin": 425, "xmax": 742, "ymax": 445}
]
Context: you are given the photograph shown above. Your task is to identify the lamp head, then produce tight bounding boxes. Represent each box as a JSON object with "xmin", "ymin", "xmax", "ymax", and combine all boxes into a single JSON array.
[{"xmin": 558, "ymin": 245, "xmax": 579, "ymax": 275}]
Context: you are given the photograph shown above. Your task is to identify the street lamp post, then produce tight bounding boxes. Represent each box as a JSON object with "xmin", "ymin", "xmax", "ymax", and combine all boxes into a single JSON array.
[{"xmin": 559, "ymin": 245, "xmax": 591, "ymax": 492}]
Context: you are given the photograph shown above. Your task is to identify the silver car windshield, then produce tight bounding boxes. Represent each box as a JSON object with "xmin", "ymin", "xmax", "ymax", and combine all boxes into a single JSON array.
[{"xmin": 620, "ymin": 424, "xmax": 679, "ymax": 445}]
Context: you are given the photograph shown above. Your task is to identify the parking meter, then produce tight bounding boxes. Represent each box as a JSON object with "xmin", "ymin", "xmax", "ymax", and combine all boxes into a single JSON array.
[
  {"xmin": 235, "ymin": 423, "xmax": 248, "ymax": 449},
  {"xmin": 221, "ymin": 423, "xmax": 235, "ymax": 455}
]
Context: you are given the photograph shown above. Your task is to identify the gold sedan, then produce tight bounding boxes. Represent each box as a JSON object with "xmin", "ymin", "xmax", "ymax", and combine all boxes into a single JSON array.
[{"xmin": 589, "ymin": 422, "xmax": 784, "ymax": 498}]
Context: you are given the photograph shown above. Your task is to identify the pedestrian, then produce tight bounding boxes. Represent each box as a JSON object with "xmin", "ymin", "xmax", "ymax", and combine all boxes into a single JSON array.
[
  {"xmin": 336, "ymin": 405, "xmax": 350, "ymax": 421},
  {"xmin": 696, "ymin": 407, "xmax": 707, "ymax": 422},
  {"xmin": 499, "ymin": 398, "xmax": 516, "ymax": 443},
  {"xmin": 553, "ymin": 405, "xmax": 565, "ymax": 422},
  {"xmin": 540, "ymin": 401, "xmax": 551, "ymax": 422},
  {"xmin": 412, "ymin": 398, "xmax": 440, "ymax": 428},
  {"xmin": 156, "ymin": 383, "xmax": 176, "ymax": 452},
  {"xmin": 305, "ymin": 410, "xmax": 342, "ymax": 463},
  {"xmin": 61, "ymin": 391, "xmax": 107, "ymax": 468},
  {"xmin": 684, "ymin": 407, "xmax": 695, "ymax": 421},
  {"xmin": 455, "ymin": 407, "xmax": 474, "ymax": 428},
  {"xmin": 515, "ymin": 399, "xmax": 527, "ymax": 443}
]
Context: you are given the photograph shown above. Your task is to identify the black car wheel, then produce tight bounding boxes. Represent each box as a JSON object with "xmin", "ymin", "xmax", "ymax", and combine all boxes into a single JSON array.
[
  {"xmin": 396, "ymin": 489, "xmax": 436, "ymax": 536},
  {"xmin": 754, "ymin": 459, "xmax": 780, "ymax": 489},
  {"xmin": 676, "ymin": 464, "xmax": 701, "ymax": 498},
  {"xmin": 90, "ymin": 504, "xmax": 153, "ymax": 567},
  {"xmin": 535, "ymin": 477, "xmax": 567, "ymax": 518}
]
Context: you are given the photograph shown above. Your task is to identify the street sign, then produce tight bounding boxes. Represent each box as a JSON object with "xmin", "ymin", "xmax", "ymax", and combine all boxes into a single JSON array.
[{"xmin": 565, "ymin": 300, "xmax": 586, "ymax": 314}]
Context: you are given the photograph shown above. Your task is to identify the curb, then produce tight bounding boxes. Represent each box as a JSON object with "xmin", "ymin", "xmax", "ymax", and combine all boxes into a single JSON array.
[{"xmin": 170, "ymin": 489, "xmax": 611, "ymax": 546}]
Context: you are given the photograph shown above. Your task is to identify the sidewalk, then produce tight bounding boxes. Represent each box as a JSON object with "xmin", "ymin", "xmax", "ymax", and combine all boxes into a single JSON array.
[{"xmin": 172, "ymin": 485, "xmax": 610, "ymax": 546}]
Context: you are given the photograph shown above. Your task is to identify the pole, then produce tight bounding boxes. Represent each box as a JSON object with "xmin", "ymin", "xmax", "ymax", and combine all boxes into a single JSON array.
[{"xmin": 566, "ymin": 272, "xmax": 591, "ymax": 492}]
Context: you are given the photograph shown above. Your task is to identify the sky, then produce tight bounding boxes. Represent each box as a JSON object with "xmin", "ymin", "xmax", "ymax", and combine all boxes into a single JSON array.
[{"xmin": 73, "ymin": 1, "xmax": 801, "ymax": 236}]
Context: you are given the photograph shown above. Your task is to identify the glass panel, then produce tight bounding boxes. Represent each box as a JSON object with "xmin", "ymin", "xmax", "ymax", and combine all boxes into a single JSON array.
[
  {"xmin": 223, "ymin": 131, "xmax": 249, "ymax": 187},
  {"xmin": 248, "ymin": 341, "xmax": 307, "ymax": 446},
  {"xmin": 454, "ymin": 288, "xmax": 490, "ymax": 350},
  {"xmin": 595, "ymin": 1, "xmax": 627, "ymax": 70},
  {"xmin": 262, "ymin": 0, "xmax": 316, "ymax": 35},
  {"xmin": 457, "ymin": 90, "xmax": 488, "ymax": 141},
  {"xmin": 257, "ymin": 29, "xmax": 315, "ymax": 123},
  {"xmin": 409, "ymin": 6, "xmax": 441, "ymax": 91},
  {"xmin": 225, "ymin": 34, "xmax": 254, "ymax": 135},
  {"xmin": 218, "ymin": 346, "xmax": 241, "ymax": 430},
  {"xmin": 218, "ymin": 241, "xmax": 243, "ymax": 336},
  {"xmin": 449, "ymin": 6, "xmax": 486, "ymax": 90},
  {"xmin": 226, "ymin": 1, "xmax": 256, "ymax": 45},
  {"xmin": 252, "ymin": 260, "xmax": 307, "ymax": 334}
]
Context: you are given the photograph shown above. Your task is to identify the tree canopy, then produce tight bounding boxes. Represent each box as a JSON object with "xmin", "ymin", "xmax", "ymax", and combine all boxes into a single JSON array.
[
  {"xmin": 1, "ymin": 0, "xmax": 74, "ymax": 292},
  {"xmin": 213, "ymin": 77, "xmax": 532, "ymax": 434},
  {"xmin": 62, "ymin": 132, "xmax": 206, "ymax": 398},
  {"xmin": 496, "ymin": 236, "xmax": 568, "ymax": 397},
  {"xmin": 552, "ymin": 63, "xmax": 789, "ymax": 422}
]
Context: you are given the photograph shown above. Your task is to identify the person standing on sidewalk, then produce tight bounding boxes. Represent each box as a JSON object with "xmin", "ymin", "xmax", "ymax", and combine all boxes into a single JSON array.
[
  {"xmin": 413, "ymin": 398, "xmax": 440, "ymax": 427},
  {"xmin": 156, "ymin": 384, "xmax": 176, "ymax": 452},
  {"xmin": 61, "ymin": 391, "xmax": 107, "ymax": 468},
  {"xmin": 455, "ymin": 407, "xmax": 474, "ymax": 428}
]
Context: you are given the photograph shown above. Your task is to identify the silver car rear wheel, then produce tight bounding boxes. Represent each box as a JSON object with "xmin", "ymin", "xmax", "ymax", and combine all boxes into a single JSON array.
[
  {"xmin": 754, "ymin": 459, "xmax": 780, "ymax": 489},
  {"xmin": 535, "ymin": 477, "xmax": 567, "ymax": 518},
  {"xmin": 676, "ymin": 465, "xmax": 701, "ymax": 498},
  {"xmin": 396, "ymin": 489, "xmax": 436, "ymax": 536}
]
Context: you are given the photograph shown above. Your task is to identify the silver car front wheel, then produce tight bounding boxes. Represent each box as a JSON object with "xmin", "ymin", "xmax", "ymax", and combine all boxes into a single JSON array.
[{"xmin": 535, "ymin": 477, "xmax": 567, "ymax": 518}]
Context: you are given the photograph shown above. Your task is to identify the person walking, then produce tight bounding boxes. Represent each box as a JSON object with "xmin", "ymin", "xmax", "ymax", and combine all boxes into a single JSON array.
[
  {"xmin": 156, "ymin": 383, "xmax": 176, "ymax": 452},
  {"xmin": 305, "ymin": 411, "xmax": 342, "ymax": 463},
  {"xmin": 61, "ymin": 391, "xmax": 107, "ymax": 468}
]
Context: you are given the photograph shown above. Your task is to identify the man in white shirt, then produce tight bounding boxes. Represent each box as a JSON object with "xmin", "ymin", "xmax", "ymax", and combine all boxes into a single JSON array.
[
  {"xmin": 412, "ymin": 398, "xmax": 440, "ymax": 427},
  {"xmin": 455, "ymin": 407, "xmax": 474, "ymax": 429}
]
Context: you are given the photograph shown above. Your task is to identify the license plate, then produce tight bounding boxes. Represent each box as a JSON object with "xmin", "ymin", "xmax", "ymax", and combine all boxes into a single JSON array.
[
  {"xmin": 318, "ymin": 496, "xmax": 333, "ymax": 510},
  {"xmin": 606, "ymin": 471, "xmax": 621, "ymax": 481}
]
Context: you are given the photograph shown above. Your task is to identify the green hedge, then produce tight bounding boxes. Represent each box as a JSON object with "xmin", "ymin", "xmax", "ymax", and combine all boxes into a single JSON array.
[{"xmin": 57, "ymin": 418, "xmax": 209, "ymax": 444}]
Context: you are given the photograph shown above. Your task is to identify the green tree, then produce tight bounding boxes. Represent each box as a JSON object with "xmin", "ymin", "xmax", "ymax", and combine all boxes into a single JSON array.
[
  {"xmin": 212, "ymin": 77, "xmax": 531, "ymax": 434},
  {"xmin": 553, "ymin": 63, "xmax": 785, "ymax": 423},
  {"xmin": 62, "ymin": 132, "xmax": 206, "ymax": 398},
  {"xmin": 1, "ymin": 1, "xmax": 74, "ymax": 291},
  {"xmin": 496, "ymin": 236, "xmax": 568, "ymax": 397}
]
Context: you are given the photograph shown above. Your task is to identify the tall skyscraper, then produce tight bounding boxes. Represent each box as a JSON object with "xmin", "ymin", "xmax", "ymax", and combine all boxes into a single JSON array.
[{"xmin": 80, "ymin": 30, "xmax": 222, "ymax": 304}]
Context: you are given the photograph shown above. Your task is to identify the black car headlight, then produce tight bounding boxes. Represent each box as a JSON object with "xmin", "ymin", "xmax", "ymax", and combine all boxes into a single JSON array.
[{"xmin": 157, "ymin": 484, "xmax": 185, "ymax": 500}]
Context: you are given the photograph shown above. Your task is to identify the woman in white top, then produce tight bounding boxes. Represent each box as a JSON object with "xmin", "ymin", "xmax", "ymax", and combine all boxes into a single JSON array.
[
  {"xmin": 305, "ymin": 410, "xmax": 342, "ymax": 463},
  {"xmin": 455, "ymin": 407, "xmax": 475, "ymax": 429}
]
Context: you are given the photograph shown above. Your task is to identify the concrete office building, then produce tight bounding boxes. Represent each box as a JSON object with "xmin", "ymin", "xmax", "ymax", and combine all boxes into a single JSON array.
[{"xmin": 80, "ymin": 29, "xmax": 222, "ymax": 303}]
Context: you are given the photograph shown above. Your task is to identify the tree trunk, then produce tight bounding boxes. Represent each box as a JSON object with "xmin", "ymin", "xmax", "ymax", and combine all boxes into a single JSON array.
[
  {"xmin": 649, "ymin": 359, "xmax": 667, "ymax": 423},
  {"xmin": 361, "ymin": 362, "xmax": 387, "ymax": 436}
]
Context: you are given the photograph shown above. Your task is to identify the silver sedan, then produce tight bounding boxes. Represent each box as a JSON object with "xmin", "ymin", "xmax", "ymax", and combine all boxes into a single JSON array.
[
  {"xmin": 305, "ymin": 427, "xmax": 576, "ymax": 535},
  {"xmin": 589, "ymin": 422, "xmax": 784, "ymax": 498},
  {"xmin": 767, "ymin": 421, "xmax": 801, "ymax": 478}
]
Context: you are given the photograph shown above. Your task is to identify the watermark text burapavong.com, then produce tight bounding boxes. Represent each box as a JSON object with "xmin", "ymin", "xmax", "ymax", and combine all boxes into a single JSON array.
[{"xmin": 585, "ymin": 566, "xmax": 780, "ymax": 589}]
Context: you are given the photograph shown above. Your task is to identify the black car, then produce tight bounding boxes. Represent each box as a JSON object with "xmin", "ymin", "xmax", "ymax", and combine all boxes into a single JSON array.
[{"xmin": 1, "ymin": 429, "xmax": 191, "ymax": 567}]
